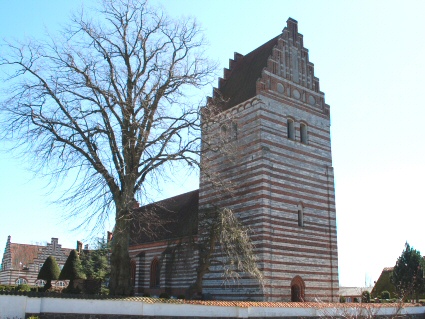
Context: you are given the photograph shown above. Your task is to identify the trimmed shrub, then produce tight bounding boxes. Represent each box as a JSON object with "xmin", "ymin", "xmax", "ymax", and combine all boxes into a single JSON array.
[
  {"xmin": 381, "ymin": 290, "xmax": 391, "ymax": 299},
  {"xmin": 339, "ymin": 295, "xmax": 346, "ymax": 303},
  {"xmin": 59, "ymin": 250, "xmax": 86, "ymax": 293},
  {"xmin": 38, "ymin": 256, "xmax": 61, "ymax": 290}
]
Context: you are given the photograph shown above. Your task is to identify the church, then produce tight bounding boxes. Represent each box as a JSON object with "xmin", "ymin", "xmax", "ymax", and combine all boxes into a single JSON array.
[{"xmin": 128, "ymin": 18, "xmax": 339, "ymax": 302}]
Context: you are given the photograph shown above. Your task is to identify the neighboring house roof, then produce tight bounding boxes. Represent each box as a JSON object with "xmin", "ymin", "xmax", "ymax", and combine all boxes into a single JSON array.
[
  {"xmin": 9, "ymin": 243, "xmax": 41, "ymax": 269},
  {"xmin": 371, "ymin": 267, "xmax": 396, "ymax": 297},
  {"xmin": 130, "ymin": 190, "xmax": 199, "ymax": 245},
  {"xmin": 1, "ymin": 236, "xmax": 74, "ymax": 280},
  {"xmin": 339, "ymin": 287, "xmax": 373, "ymax": 297},
  {"xmin": 214, "ymin": 35, "xmax": 279, "ymax": 110}
]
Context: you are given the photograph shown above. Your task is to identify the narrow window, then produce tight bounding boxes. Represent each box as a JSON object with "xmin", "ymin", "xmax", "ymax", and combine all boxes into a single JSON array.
[
  {"xmin": 297, "ymin": 203, "xmax": 304, "ymax": 227},
  {"xmin": 130, "ymin": 260, "xmax": 136, "ymax": 288},
  {"xmin": 300, "ymin": 123, "xmax": 308, "ymax": 144},
  {"xmin": 287, "ymin": 119, "xmax": 295, "ymax": 140},
  {"xmin": 298, "ymin": 209, "xmax": 304, "ymax": 227},
  {"xmin": 150, "ymin": 258, "xmax": 160, "ymax": 288},
  {"xmin": 232, "ymin": 122, "xmax": 238, "ymax": 140}
]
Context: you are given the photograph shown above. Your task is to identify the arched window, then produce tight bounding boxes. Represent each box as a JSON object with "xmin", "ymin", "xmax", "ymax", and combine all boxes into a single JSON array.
[
  {"xmin": 15, "ymin": 278, "xmax": 27, "ymax": 285},
  {"xmin": 150, "ymin": 258, "xmax": 160, "ymax": 288},
  {"xmin": 130, "ymin": 260, "xmax": 136, "ymax": 288},
  {"xmin": 287, "ymin": 119, "xmax": 295, "ymax": 140},
  {"xmin": 300, "ymin": 123, "xmax": 308, "ymax": 144},
  {"xmin": 35, "ymin": 279, "xmax": 46, "ymax": 287},
  {"xmin": 291, "ymin": 276, "xmax": 306, "ymax": 302}
]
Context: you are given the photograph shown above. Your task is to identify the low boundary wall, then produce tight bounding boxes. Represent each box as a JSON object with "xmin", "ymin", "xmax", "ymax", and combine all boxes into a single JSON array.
[{"xmin": 1, "ymin": 295, "xmax": 424, "ymax": 319}]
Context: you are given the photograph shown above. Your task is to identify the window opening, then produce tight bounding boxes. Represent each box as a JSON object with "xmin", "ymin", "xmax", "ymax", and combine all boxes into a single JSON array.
[
  {"xmin": 287, "ymin": 119, "xmax": 295, "ymax": 140},
  {"xmin": 300, "ymin": 123, "xmax": 308, "ymax": 144},
  {"xmin": 15, "ymin": 278, "xmax": 27, "ymax": 285},
  {"xmin": 35, "ymin": 279, "xmax": 46, "ymax": 287},
  {"xmin": 130, "ymin": 260, "xmax": 136, "ymax": 288},
  {"xmin": 298, "ymin": 209, "xmax": 304, "ymax": 227},
  {"xmin": 150, "ymin": 258, "xmax": 160, "ymax": 288},
  {"xmin": 297, "ymin": 203, "xmax": 304, "ymax": 227}
]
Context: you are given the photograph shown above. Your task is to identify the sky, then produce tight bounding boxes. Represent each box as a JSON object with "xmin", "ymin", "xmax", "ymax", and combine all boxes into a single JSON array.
[{"xmin": 1, "ymin": 0, "xmax": 425, "ymax": 289}]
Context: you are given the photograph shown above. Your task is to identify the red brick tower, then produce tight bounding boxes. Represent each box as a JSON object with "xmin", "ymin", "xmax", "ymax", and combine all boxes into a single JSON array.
[{"xmin": 199, "ymin": 18, "xmax": 339, "ymax": 301}]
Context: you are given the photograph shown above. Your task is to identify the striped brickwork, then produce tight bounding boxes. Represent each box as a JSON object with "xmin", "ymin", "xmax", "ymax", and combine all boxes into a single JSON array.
[
  {"xmin": 129, "ymin": 240, "xmax": 198, "ymax": 296},
  {"xmin": 199, "ymin": 18, "xmax": 338, "ymax": 301}
]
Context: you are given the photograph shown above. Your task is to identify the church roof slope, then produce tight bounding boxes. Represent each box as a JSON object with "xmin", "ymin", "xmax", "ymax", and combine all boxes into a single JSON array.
[
  {"xmin": 215, "ymin": 35, "xmax": 279, "ymax": 110},
  {"xmin": 130, "ymin": 190, "xmax": 199, "ymax": 245}
]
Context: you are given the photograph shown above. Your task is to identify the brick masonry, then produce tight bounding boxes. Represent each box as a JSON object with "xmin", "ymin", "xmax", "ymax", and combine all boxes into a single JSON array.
[
  {"xmin": 199, "ymin": 18, "xmax": 338, "ymax": 302},
  {"xmin": 129, "ymin": 18, "xmax": 339, "ymax": 302}
]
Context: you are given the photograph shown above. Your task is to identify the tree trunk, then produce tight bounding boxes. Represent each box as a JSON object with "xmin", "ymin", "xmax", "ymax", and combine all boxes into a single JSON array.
[{"xmin": 109, "ymin": 204, "xmax": 131, "ymax": 295}]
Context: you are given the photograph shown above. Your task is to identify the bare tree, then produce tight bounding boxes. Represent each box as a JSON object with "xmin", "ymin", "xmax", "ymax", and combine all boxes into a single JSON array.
[
  {"xmin": 0, "ymin": 0, "xmax": 215, "ymax": 295},
  {"xmin": 190, "ymin": 207, "xmax": 263, "ymax": 297}
]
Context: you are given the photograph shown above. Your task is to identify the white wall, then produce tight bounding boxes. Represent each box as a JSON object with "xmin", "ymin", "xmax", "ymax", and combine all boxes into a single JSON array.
[{"xmin": 1, "ymin": 295, "xmax": 424, "ymax": 319}]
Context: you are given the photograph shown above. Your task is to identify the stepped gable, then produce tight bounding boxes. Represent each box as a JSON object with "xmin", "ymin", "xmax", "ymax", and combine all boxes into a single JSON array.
[
  {"xmin": 212, "ymin": 18, "xmax": 327, "ymax": 113},
  {"xmin": 213, "ymin": 35, "xmax": 279, "ymax": 110},
  {"xmin": 130, "ymin": 190, "xmax": 199, "ymax": 245}
]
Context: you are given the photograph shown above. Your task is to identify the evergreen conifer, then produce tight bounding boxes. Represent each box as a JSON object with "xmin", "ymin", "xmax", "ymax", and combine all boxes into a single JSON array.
[
  {"xmin": 59, "ymin": 249, "xmax": 86, "ymax": 291},
  {"xmin": 37, "ymin": 256, "xmax": 60, "ymax": 290}
]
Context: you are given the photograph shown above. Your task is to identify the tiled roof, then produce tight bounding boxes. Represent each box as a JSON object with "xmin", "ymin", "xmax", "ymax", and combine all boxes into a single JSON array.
[
  {"xmin": 214, "ymin": 35, "xmax": 279, "ymax": 110},
  {"xmin": 64, "ymin": 296, "xmax": 422, "ymax": 308},
  {"xmin": 339, "ymin": 287, "xmax": 373, "ymax": 296},
  {"xmin": 130, "ymin": 190, "xmax": 199, "ymax": 245},
  {"xmin": 10, "ymin": 243, "xmax": 40, "ymax": 269}
]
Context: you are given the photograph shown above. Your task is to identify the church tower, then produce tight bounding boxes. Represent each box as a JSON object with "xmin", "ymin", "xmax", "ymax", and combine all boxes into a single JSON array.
[{"xmin": 199, "ymin": 18, "xmax": 339, "ymax": 301}]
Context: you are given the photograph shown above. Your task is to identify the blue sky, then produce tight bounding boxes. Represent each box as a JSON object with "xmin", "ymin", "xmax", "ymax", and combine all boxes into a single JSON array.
[{"xmin": 1, "ymin": 0, "xmax": 425, "ymax": 288}]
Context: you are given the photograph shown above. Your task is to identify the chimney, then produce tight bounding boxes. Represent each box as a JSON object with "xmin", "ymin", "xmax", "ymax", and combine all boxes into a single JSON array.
[
  {"xmin": 77, "ymin": 241, "xmax": 83, "ymax": 253},
  {"xmin": 84, "ymin": 244, "xmax": 89, "ymax": 250},
  {"xmin": 107, "ymin": 231, "xmax": 113, "ymax": 243}
]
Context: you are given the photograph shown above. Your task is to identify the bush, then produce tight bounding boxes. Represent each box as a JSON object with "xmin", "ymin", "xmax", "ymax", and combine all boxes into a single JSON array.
[
  {"xmin": 362, "ymin": 290, "xmax": 371, "ymax": 303},
  {"xmin": 142, "ymin": 292, "xmax": 151, "ymax": 297},
  {"xmin": 159, "ymin": 292, "xmax": 170, "ymax": 299},
  {"xmin": 177, "ymin": 294, "xmax": 185, "ymax": 300},
  {"xmin": 381, "ymin": 290, "xmax": 390, "ymax": 299},
  {"xmin": 100, "ymin": 287, "xmax": 110, "ymax": 295},
  {"xmin": 59, "ymin": 250, "xmax": 86, "ymax": 291},
  {"xmin": 339, "ymin": 296, "xmax": 346, "ymax": 303},
  {"xmin": 0, "ymin": 285, "xmax": 12, "ymax": 291},
  {"xmin": 38, "ymin": 256, "xmax": 61, "ymax": 290},
  {"xmin": 16, "ymin": 284, "xmax": 31, "ymax": 292}
]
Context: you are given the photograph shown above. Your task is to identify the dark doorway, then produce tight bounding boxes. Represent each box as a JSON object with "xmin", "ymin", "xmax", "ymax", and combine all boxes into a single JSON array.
[{"xmin": 290, "ymin": 276, "xmax": 305, "ymax": 302}]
